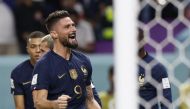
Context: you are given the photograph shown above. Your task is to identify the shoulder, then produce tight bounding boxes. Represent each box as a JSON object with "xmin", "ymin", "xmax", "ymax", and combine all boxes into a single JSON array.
[
  {"xmin": 33, "ymin": 51, "xmax": 54, "ymax": 75},
  {"xmin": 145, "ymin": 54, "xmax": 166, "ymax": 71},
  {"xmin": 11, "ymin": 60, "xmax": 31, "ymax": 76},
  {"xmin": 37, "ymin": 51, "xmax": 53, "ymax": 65},
  {"xmin": 149, "ymin": 56, "xmax": 168, "ymax": 80},
  {"xmin": 72, "ymin": 50, "xmax": 90, "ymax": 62}
]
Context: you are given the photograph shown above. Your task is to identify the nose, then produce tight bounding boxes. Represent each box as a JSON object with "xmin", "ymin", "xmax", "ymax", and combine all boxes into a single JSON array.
[
  {"xmin": 36, "ymin": 46, "xmax": 40, "ymax": 53},
  {"xmin": 72, "ymin": 25, "xmax": 77, "ymax": 32}
]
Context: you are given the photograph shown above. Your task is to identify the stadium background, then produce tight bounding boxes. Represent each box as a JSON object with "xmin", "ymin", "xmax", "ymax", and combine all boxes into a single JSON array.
[{"xmin": 0, "ymin": 0, "xmax": 190, "ymax": 108}]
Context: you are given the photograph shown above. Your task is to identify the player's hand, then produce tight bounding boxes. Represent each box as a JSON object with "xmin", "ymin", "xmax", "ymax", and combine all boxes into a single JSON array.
[{"xmin": 55, "ymin": 95, "xmax": 71, "ymax": 109}]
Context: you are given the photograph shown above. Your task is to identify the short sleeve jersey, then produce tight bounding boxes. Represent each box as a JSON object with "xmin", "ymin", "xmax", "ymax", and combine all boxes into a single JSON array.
[
  {"xmin": 31, "ymin": 50, "xmax": 92, "ymax": 109},
  {"xmin": 138, "ymin": 53, "xmax": 172, "ymax": 109},
  {"xmin": 10, "ymin": 60, "xmax": 35, "ymax": 109}
]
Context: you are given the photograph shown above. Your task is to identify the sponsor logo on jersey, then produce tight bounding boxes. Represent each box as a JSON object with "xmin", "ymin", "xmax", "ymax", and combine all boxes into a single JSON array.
[
  {"xmin": 22, "ymin": 81, "xmax": 31, "ymax": 85},
  {"xmin": 57, "ymin": 73, "xmax": 66, "ymax": 79}
]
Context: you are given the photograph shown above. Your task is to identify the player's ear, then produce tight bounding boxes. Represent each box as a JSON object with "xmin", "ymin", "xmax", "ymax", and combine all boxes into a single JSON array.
[
  {"xmin": 26, "ymin": 42, "xmax": 30, "ymax": 54},
  {"xmin": 50, "ymin": 31, "xmax": 58, "ymax": 40}
]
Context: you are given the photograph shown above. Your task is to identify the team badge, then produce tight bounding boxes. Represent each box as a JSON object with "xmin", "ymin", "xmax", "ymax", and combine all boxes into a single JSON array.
[
  {"xmin": 69, "ymin": 69, "xmax": 78, "ymax": 80},
  {"xmin": 74, "ymin": 85, "xmax": 82, "ymax": 99},
  {"xmin": 81, "ymin": 65, "xmax": 88, "ymax": 76},
  {"xmin": 138, "ymin": 73, "xmax": 145, "ymax": 86}
]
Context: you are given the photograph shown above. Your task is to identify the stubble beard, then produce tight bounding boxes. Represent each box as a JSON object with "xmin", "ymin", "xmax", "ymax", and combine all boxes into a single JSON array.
[{"xmin": 61, "ymin": 37, "xmax": 78, "ymax": 49}]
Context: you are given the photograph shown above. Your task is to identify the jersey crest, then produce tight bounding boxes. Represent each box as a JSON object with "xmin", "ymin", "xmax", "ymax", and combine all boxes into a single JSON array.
[{"xmin": 69, "ymin": 69, "xmax": 78, "ymax": 80}]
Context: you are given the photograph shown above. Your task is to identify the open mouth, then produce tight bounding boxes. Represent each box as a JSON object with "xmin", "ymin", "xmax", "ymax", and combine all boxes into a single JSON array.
[{"xmin": 68, "ymin": 33, "xmax": 76, "ymax": 39}]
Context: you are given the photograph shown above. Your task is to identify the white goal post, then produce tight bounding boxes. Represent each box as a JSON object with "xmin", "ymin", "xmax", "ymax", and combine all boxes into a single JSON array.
[{"xmin": 114, "ymin": 0, "xmax": 139, "ymax": 109}]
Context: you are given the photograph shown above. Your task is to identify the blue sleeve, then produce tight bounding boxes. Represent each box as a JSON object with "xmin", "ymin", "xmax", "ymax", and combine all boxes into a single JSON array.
[
  {"xmin": 152, "ymin": 64, "xmax": 172, "ymax": 109},
  {"xmin": 85, "ymin": 57, "xmax": 92, "ymax": 86},
  {"xmin": 31, "ymin": 61, "xmax": 50, "ymax": 90},
  {"xmin": 10, "ymin": 71, "xmax": 24, "ymax": 95}
]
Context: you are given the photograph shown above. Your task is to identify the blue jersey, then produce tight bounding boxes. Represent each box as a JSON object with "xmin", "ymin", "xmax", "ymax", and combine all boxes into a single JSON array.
[
  {"xmin": 31, "ymin": 50, "xmax": 94, "ymax": 109},
  {"xmin": 11, "ymin": 60, "xmax": 35, "ymax": 109},
  {"xmin": 138, "ymin": 53, "xmax": 172, "ymax": 109}
]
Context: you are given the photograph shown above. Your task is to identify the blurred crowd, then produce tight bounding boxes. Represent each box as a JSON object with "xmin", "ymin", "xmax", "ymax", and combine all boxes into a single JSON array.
[
  {"xmin": 1, "ymin": 0, "xmax": 188, "ymax": 55},
  {"xmin": 0, "ymin": 0, "xmax": 113, "ymax": 55}
]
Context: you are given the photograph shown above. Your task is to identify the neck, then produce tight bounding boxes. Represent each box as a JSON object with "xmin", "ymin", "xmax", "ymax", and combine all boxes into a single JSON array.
[
  {"xmin": 30, "ymin": 59, "xmax": 35, "ymax": 66},
  {"xmin": 53, "ymin": 42, "xmax": 71, "ymax": 60}
]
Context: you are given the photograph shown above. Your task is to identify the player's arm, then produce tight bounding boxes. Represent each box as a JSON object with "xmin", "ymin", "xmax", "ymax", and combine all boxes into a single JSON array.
[
  {"xmin": 11, "ymin": 76, "xmax": 25, "ymax": 109},
  {"xmin": 13, "ymin": 95, "xmax": 25, "ymax": 109},
  {"xmin": 86, "ymin": 85, "xmax": 101, "ymax": 109},
  {"xmin": 160, "ymin": 68, "xmax": 172, "ymax": 109},
  {"xmin": 161, "ymin": 78, "xmax": 172, "ymax": 109},
  {"xmin": 32, "ymin": 90, "xmax": 38, "ymax": 108},
  {"xmin": 154, "ymin": 65, "xmax": 172, "ymax": 109},
  {"xmin": 34, "ymin": 89, "xmax": 71, "ymax": 109},
  {"xmin": 91, "ymin": 83, "xmax": 102, "ymax": 107}
]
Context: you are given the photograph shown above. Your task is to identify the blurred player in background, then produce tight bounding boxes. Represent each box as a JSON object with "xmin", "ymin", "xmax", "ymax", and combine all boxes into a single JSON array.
[
  {"xmin": 10, "ymin": 31, "xmax": 45, "ymax": 109},
  {"xmin": 138, "ymin": 28, "xmax": 172, "ymax": 109},
  {"xmin": 40, "ymin": 34, "xmax": 54, "ymax": 55},
  {"xmin": 31, "ymin": 10, "xmax": 101, "ymax": 109},
  {"xmin": 99, "ymin": 65, "xmax": 115, "ymax": 109},
  {"xmin": 179, "ymin": 82, "xmax": 190, "ymax": 109}
]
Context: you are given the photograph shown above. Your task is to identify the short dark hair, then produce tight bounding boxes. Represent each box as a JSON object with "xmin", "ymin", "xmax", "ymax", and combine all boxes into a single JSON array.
[
  {"xmin": 45, "ymin": 10, "xmax": 70, "ymax": 32},
  {"xmin": 27, "ymin": 31, "xmax": 45, "ymax": 43}
]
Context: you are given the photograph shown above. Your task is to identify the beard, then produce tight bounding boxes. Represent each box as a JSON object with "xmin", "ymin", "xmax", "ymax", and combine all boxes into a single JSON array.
[{"xmin": 60, "ymin": 35, "xmax": 78, "ymax": 49}]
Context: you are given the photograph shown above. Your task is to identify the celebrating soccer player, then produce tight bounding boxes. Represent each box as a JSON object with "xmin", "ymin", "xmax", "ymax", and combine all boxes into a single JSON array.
[{"xmin": 31, "ymin": 10, "xmax": 101, "ymax": 109}]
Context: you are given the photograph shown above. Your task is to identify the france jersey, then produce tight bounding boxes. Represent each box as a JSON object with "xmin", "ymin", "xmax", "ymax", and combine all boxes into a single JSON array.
[
  {"xmin": 10, "ymin": 60, "xmax": 35, "ymax": 109},
  {"xmin": 138, "ymin": 53, "xmax": 172, "ymax": 109},
  {"xmin": 31, "ymin": 50, "xmax": 94, "ymax": 109}
]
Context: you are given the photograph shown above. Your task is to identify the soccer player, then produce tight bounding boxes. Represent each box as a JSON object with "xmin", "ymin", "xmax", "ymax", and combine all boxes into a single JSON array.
[
  {"xmin": 36, "ymin": 34, "xmax": 102, "ymax": 107},
  {"xmin": 31, "ymin": 10, "xmax": 101, "ymax": 109},
  {"xmin": 40, "ymin": 34, "xmax": 54, "ymax": 55},
  {"xmin": 32, "ymin": 34, "xmax": 54, "ymax": 107},
  {"xmin": 99, "ymin": 66, "xmax": 115, "ymax": 109},
  {"xmin": 10, "ymin": 31, "xmax": 45, "ymax": 109},
  {"xmin": 138, "ymin": 28, "xmax": 172, "ymax": 109}
]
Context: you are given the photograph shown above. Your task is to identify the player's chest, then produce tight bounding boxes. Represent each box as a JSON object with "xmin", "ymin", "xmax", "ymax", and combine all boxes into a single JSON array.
[
  {"xmin": 50, "ymin": 63, "xmax": 89, "ymax": 84},
  {"xmin": 138, "ymin": 71, "xmax": 156, "ymax": 91},
  {"xmin": 20, "ymin": 75, "xmax": 32, "ymax": 91}
]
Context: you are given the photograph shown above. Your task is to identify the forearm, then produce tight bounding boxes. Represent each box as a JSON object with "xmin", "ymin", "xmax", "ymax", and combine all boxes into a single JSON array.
[
  {"xmin": 15, "ymin": 106, "xmax": 25, "ymax": 109},
  {"xmin": 86, "ymin": 86, "xmax": 101, "ymax": 109},
  {"xmin": 86, "ymin": 98, "xmax": 101, "ymax": 109},
  {"xmin": 35, "ymin": 99, "xmax": 57, "ymax": 109},
  {"xmin": 160, "ymin": 88, "xmax": 172, "ymax": 109}
]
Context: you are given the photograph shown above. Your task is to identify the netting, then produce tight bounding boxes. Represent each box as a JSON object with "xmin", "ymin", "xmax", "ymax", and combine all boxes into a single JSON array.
[{"xmin": 138, "ymin": 0, "xmax": 190, "ymax": 109}]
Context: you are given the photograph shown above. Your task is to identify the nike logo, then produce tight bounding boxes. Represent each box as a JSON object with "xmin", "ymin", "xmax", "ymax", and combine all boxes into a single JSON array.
[
  {"xmin": 58, "ymin": 73, "xmax": 66, "ymax": 79},
  {"xmin": 22, "ymin": 81, "xmax": 31, "ymax": 85}
]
